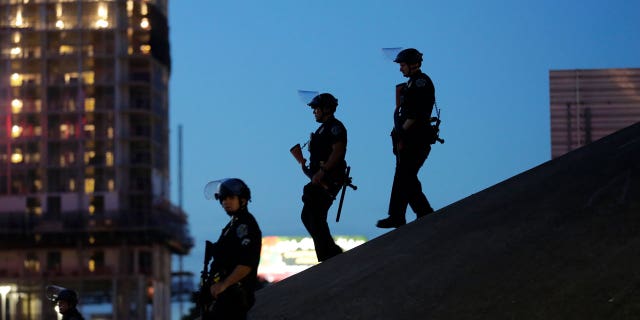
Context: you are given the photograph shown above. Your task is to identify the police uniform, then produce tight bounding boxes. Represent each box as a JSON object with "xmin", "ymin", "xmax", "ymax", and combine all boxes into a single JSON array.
[
  {"xmin": 388, "ymin": 71, "xmax": 435, "ymax": 223},
  {"xmin": 61, "ymin": 308, "xmax": 84, "ymax": 320},
  {"xmin": 208, "ymin": 208, "xmax": 262, "ymax": 320},
  {"xmin": 302, "ymin": 115, "xmax": 346, "ymax": 262}
]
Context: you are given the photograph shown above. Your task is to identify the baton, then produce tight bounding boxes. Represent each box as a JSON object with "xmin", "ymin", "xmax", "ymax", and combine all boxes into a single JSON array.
[{"xmin": 336, "ymin": 166, "xmax": 357, "ymax": 222}]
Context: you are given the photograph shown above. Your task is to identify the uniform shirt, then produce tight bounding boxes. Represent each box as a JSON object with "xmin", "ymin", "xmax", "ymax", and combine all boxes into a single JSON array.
[
  {"xmin": 308, "ymin": 115, "xmax": 347, "ymax": 174},
  {"xmin": 213, "ymin": 209, "xmax": 262, "ymax": 291},
  {"xmin": 394, "ymin": 71, "xmax": 435, "ymax": 144},
  {"xmin": 61, "ymin": 308, "xmax": 85, "ymax": 320}
]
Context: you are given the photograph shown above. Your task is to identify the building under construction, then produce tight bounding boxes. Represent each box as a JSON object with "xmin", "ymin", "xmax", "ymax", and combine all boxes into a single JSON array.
[
  {"xmin": 549, "ymin": 68, "xmax": 640, "ymax": 158},
  {"xmin": 0, "ymin": 0, "xmax": 193, "ymax": 319}
]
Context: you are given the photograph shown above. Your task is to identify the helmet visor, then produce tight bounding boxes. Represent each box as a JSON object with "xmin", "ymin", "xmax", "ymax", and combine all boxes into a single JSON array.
[
  {"xmin": 297, "ymin": 90, "xmax": 319, "ymax": 106},
  {"xmin": 382, "ymin": 47, "xmax": 403, "ymax": 61},
  {"xmin": 204, "ymin": 179, "xmax": 226, "ymax": 200}
]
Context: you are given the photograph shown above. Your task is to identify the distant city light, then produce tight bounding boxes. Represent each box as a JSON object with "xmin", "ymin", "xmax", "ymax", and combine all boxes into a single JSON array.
[{"xmin": 140, "ymin": 18, "xmax": 150, "ymax": 29}]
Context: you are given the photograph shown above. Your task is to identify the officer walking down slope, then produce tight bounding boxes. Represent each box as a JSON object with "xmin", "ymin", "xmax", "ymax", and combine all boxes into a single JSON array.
[
  {"xmin": 300, "ymin": 93, "xmax": 346, "ymax": 261},
  {"xmin": 203, "ymin": 178, "xmax": 262, "ymax": 319},
  {"xmin": 377, "ymin": 48, "xmax": 436, "ymax": 229}
]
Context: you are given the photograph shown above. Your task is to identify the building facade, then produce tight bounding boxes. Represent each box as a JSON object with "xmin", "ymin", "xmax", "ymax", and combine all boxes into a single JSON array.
[
  {"xmin": 0, "ymin": 0, "xmax": 192, "ymax": 319},
  {"xmin": 550, "ymin": 68, "xmax": 640, "ymax": 158}
]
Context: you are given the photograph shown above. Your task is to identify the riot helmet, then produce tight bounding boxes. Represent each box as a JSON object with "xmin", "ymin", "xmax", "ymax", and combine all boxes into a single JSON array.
[
  {"xmin": 308, "ymin": 93, "xmax": 338, "ymax": 113},
  {"xmin": 394, "ymin": 48, "xmax": 423, "ymax": 65},
  {"xmin": 56, "ymin": 289, "xmax": 78, "ymax": 306},
  {"xmin": 204, "ymin": 178, "xmax": 251, "ymax": 203}
]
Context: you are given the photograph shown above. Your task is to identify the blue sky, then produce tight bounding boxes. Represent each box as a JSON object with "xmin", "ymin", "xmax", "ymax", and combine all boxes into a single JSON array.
[{"xmin": 167, "ymin": 0, "xmax": 639, "ymax": 313}]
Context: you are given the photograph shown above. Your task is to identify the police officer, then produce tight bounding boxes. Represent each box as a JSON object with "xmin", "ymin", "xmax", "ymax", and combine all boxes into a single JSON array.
[
  {"xmin": 55, "ymin": 289, "xmax": 85, "ymax": 320},
  {"xmin": 205, "ymin": 178, "xmax": 262, "ymax": 319},
  {"xmin": 300, "ymin": 93, "xmax": 346, "ymax": 261},
  {"xmin": 377, "ymin": 48, "xmax": 436, "ymax": 228}
]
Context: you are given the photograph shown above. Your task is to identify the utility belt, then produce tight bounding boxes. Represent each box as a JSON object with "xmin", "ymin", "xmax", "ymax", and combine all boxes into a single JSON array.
[{"xmin": 310, "ymin": 161, "xmax": 347, "ymax": 189}]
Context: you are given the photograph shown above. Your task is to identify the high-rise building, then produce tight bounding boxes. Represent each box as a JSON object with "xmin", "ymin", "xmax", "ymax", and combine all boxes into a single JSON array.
[
  {"xmin": 0, "ymin": 1, "xmax": 192, "ymax": 319},
  {"xmin": 550, "ymin": 68, "xmax": 640, "ymax": 158}
]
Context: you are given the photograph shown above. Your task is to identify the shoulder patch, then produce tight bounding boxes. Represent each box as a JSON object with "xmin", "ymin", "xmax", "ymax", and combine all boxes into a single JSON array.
[
  {"xmin": 236, "ymin": 224, "xmax": 248, "ymax": 238},
  {"xmin": 415, "ymin": 78, "xmax": 427, "ymax": 87},
  {"xmin": 241, "ymin": 238, "xmax": 251, "ymax": 246}
]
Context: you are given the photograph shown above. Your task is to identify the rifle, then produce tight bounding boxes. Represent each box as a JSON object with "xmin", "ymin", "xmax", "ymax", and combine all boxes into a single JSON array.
[
  {"xmin": 195, "ymin": 241, "xmax": 217, "ymax": 317},
  {"xmin": 335, "ymin": 166, "xmax": 357, "ymax": 222},
  {"xmin": 290, "ymin": 143, "xmax": 357, "ymax": 222}
]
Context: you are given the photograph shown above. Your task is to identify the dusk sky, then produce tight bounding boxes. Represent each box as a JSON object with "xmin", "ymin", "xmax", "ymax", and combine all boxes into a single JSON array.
[{"xmin": 166, "ymin": 0, "xmax": 639, "ymax": 316}]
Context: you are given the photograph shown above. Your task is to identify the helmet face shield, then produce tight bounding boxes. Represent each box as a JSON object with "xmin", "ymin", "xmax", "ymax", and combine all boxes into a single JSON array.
[
  {"xmin": 297, "ymin": 90, "xmax": 320, "ymax": 105},
  {"xmin": 204, "ymin": 178, "xmax": 251, "ymax": 202}
]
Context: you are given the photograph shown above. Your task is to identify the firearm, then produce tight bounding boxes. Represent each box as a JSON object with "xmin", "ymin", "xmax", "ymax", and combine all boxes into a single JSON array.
[
  {"xmin": 335, "ymin": 166, "xmax": 357, "ymax": 222},
  {"xmin": 194, "ymin": 240, "xmax": 217, "ymax": 317},
  {"xmin": 429, "ymin": 104, "xmax": 445, "ymax": 144},
  {"xmin": 291, "ymin": 142, "xmax": 357, "ymax": 221}
]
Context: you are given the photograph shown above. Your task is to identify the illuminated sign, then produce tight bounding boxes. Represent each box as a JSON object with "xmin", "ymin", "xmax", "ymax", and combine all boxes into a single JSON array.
[{"xmin": 258, "ymin": 235, "xmax": 366, "ymax": 283}]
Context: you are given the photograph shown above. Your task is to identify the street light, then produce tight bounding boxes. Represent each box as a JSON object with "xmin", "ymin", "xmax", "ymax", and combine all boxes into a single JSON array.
[{"xmin": 0, "ymin": 285, "xmax": 11, "ymax": 320}]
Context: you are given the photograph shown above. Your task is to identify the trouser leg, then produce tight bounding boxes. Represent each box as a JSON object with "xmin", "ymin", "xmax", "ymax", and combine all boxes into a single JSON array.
[
  {"xmin": 301, "ymin": 183, "xmax": 343, "ymax": 261},
  {"xmin": 388, "ymin": 146, "xmax": 433, "ymax": 219}
]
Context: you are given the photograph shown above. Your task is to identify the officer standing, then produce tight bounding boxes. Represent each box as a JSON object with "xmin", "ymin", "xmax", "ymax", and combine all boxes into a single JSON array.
[
  {"xmin": 300, "ymin": 93, "xmax": 346, "ymax": 261},
  {"xmin": 204, "ymin": 178, "xmax": 262, "ymax": 320},
  {"xmin": 377, "ymin": 48, "xmax": 436, "ymax": 229},
  {"xmin": 54, "ymin": 289, "xmax": 85, "ymax": 320}
]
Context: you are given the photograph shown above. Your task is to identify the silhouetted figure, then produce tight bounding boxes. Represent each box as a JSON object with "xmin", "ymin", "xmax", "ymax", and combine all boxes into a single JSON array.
[
  {"xmin": 55, "ymin": 289, "xmax": 85, "ymax": 320},
  {"xmin": 202, "ymin": 178, "xmax": 262, "ymax": 320},
  {"xmin": 377, "ymin": 48, "xmax": 436, "ymax": 229},
  {"xmin": 300, "ymin": 93, "xmax": 346, "ymax": 261}
]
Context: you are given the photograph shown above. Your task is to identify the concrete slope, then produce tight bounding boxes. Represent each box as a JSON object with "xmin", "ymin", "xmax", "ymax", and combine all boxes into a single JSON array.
[{"xmin": 249, "ymin": 122, "xmax": 640, "ymax": 320}]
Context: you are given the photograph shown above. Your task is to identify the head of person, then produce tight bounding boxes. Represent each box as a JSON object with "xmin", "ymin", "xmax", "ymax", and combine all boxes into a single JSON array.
[
  {"xmin": 394, "ymin": 48, "xmax": 423, "ymax": 77},
  {"xmin": 55, "ymin": 289, "xmax": 78, "ymax": 314},
  {"xmin": 214, "ymin": 178, "xmax": 251, "ymax": 215},
  {"xmin": 308, "ymin": 93, "xmax": 338, "ymax": 123}
]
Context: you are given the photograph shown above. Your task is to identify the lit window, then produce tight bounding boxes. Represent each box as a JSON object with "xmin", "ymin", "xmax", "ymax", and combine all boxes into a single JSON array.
[
  {"xmin": 84, "ymin": 124, "xmax": 95, "ymax": 137},
  {"xmin": 140, "ymin": 18, "xmax": 150, "ymax": 29},
  {"xmin": 140, "ymin": 45, "xmax": 151, "ymax": 54},
  {"xmin": 108, "ymin": 179, "xmax": 115, "ymax": 191},
  {"xmin": 34, "ymin": 126, "xmax": 42, "ymax": 136},
  {"xmin": 85, "ymin": 178, "xmax": 95, "ymax": 193},
  {"xmin": 69, "ymin": 179, "xmax": 76, "ymax": 191},
  {"xmin": 34, "ymin": 179, "xmax": 42, "ymax": 191},
  {"xmin": 96, "ymin": 19, "xmax": 109, "ymax": 28},
  {"xmin": 60, "ymin": 124, "xmax": 74, "ymax": 139},
  {"xmin": 11, "ymin": 99, "xmax": 23, "ymax": 113},
  {"xmin": 141, "ymin": 3, "xmax": 148, "ymax": 15},
  {"xmin": 89, "ymin": 205, "xmax": 95, "ymax": 215},
  {"xmin": 13, "ymin": 32, "xmax": 21, "ymax": 43},
  {"xmin": 106, "ymin": 152, "xmax": 114, "ymax": 166},
  {"xmin": 15, "ymin": 9, "xmax": 24, "ymax": 27},
  {"xmin": 108, "ymin": 127, "xmax": 114, "ymax": 138},
  {"xmin": 24, "ymin": 254, "xmax": 41, "ymax": 273},
  {"xmin": 60, "ymin": 45, "xmax": 74, "ymax": 55},
  {"xmin": 11, "ymin": 149, "xmax": 23, "ymax": 163},
  {"xmin": 85, "ymin": 98, "xmax": 95, "ymax": 111},
  {"xmin": 126, "ymin": 1, "xmax": 134, "ymax": 16},
  {"xmin": 11, "ymin": 125, "xmax": 23, "ymax": 138},
  {"xmin": 10, "ymin": 47, "xmax": 22, "ymax": 57},
  {"xmin": 96, "ymin": 3, "xmax": 109, "ymax": 29},
  {"xmin": 10, "ymin": 73, "xmax": 22, "ymax": 87},
  {"xmin": 56, "ymin": 20, "xmax": 65, "ymax": 29},
  {"xmin": 85, "ymin": 151, "xmax": 96, "ymax": 164},
  {"xmin": 88, "ymin": 258, "xmax": 96, "ymax": 271}
]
